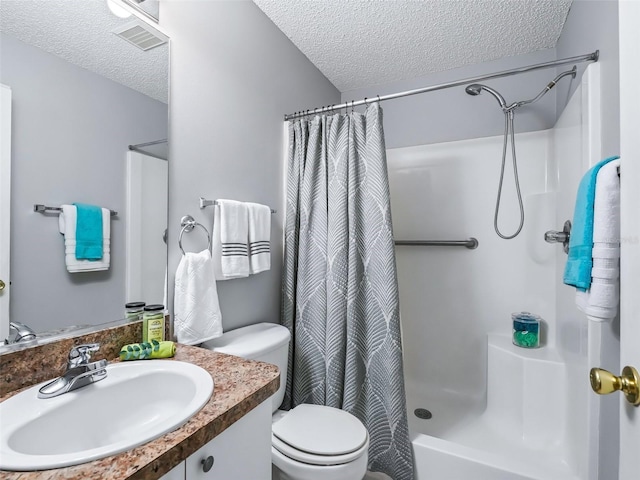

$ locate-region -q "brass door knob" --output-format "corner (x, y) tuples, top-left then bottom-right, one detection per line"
(590, 366), (640, 406)
(0, 279), (5, 291)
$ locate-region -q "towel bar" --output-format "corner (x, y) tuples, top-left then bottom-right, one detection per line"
(199, 197), (276, 214)
(34, 204), (118, 216)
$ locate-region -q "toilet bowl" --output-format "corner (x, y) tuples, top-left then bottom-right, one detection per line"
(271, 404), (369, 480)
(201, 323), (369, 480)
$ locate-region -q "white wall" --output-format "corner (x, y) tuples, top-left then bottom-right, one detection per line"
(618, 1), (640, 475)
(160, 1), (340, 332)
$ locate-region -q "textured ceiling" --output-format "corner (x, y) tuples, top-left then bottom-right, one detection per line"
(0, 0), (168, 103)
(253, 0), (572, 93)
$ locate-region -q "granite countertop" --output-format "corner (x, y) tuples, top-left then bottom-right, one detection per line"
(0, 344), (280, 480)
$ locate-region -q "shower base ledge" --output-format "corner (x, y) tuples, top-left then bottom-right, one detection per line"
(413, 431), (579, 480)
(409, 334), (577, 480)
(486, 333), (567, 450)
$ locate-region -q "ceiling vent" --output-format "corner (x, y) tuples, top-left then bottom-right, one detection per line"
(112, 21), (167, 51)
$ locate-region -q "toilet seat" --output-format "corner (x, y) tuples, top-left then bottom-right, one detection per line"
(272, 404), (369, 466)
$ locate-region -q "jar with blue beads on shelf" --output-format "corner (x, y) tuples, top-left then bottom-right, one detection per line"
(512, 312), (541, 348)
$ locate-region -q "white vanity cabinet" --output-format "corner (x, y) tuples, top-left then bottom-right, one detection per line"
(160, 399), (272, 480)
(160, 462), (186, 480)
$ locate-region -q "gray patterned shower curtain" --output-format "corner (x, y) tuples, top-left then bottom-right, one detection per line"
(281, 103), (414, 480)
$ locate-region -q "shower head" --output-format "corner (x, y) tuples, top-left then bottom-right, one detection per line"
(465, 84), (483, 96)
(465, 84), (508, 110)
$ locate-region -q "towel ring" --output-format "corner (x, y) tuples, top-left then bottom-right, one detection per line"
(178, 215), (212, 255)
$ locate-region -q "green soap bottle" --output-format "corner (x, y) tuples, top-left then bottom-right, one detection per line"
(143, 304), (165, 343)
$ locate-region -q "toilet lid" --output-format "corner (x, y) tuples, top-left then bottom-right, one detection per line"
(272, 404), (368, 457)
(272, 433), (368, 466)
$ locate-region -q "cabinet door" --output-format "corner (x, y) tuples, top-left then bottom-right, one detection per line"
(186, 400), (271, 479)
(160, 461), (185, 480)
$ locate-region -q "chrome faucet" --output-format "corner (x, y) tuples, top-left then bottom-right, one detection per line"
(5, 321), (37, 344)
(38, 343), (108, 399)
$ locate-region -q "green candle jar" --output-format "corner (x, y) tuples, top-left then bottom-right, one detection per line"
(125, 301), (145, 322)
(512, 312), (541, 348)
(143, 304), (165, 343)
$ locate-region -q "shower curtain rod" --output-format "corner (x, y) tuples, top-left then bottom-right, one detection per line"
(284, 50), (599, 121)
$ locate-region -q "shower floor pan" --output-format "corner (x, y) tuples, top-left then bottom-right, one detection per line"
(407, 335), (581, 480)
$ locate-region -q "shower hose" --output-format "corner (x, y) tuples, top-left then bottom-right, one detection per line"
(495, 109), (525, 239)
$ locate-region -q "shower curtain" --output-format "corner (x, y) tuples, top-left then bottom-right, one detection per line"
(281, 103), (414, 480)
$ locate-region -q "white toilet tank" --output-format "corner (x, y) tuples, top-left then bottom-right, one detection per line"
(201, 322), (290, 412)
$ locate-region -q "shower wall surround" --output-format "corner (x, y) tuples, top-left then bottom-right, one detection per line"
(388, 129), (556, 398)
(387, 65), (604, 480)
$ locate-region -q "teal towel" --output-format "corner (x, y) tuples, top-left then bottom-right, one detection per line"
(73, 203), (103, 260)
(563, 156), (619, 291)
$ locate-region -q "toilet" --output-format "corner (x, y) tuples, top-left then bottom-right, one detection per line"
(201, 323), (369, 480)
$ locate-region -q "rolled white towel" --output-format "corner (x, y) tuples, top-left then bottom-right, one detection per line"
(575, 159), (620, 321)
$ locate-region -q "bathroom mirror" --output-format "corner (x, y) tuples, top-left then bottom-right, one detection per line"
(121, 0), (161, 23)
(0, 0), (169, 343)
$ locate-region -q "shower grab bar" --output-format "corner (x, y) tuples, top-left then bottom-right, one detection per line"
(34, 204), (118, 217)
(199, 197), (276, 213)
(394, 238), (478, 249)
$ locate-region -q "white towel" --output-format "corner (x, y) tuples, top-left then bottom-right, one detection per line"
(211, 199), (250, 280)
(575, 159), (620, 322)
(174, 249), (222, 345)
(247, 202), (271, 275)
(58, 205), (111, 273)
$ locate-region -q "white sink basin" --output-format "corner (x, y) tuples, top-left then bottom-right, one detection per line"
(0, 360), (214, 471)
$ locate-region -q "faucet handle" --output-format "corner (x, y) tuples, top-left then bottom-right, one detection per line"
(68, 343), (101, 368)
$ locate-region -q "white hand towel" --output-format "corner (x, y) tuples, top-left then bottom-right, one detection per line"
(211, 199), (249, 280)
(174, 249), (223, 345)
(247, 202), (271, 274)
(575, 159), (620, 321)
(59, 205), (111, 273)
